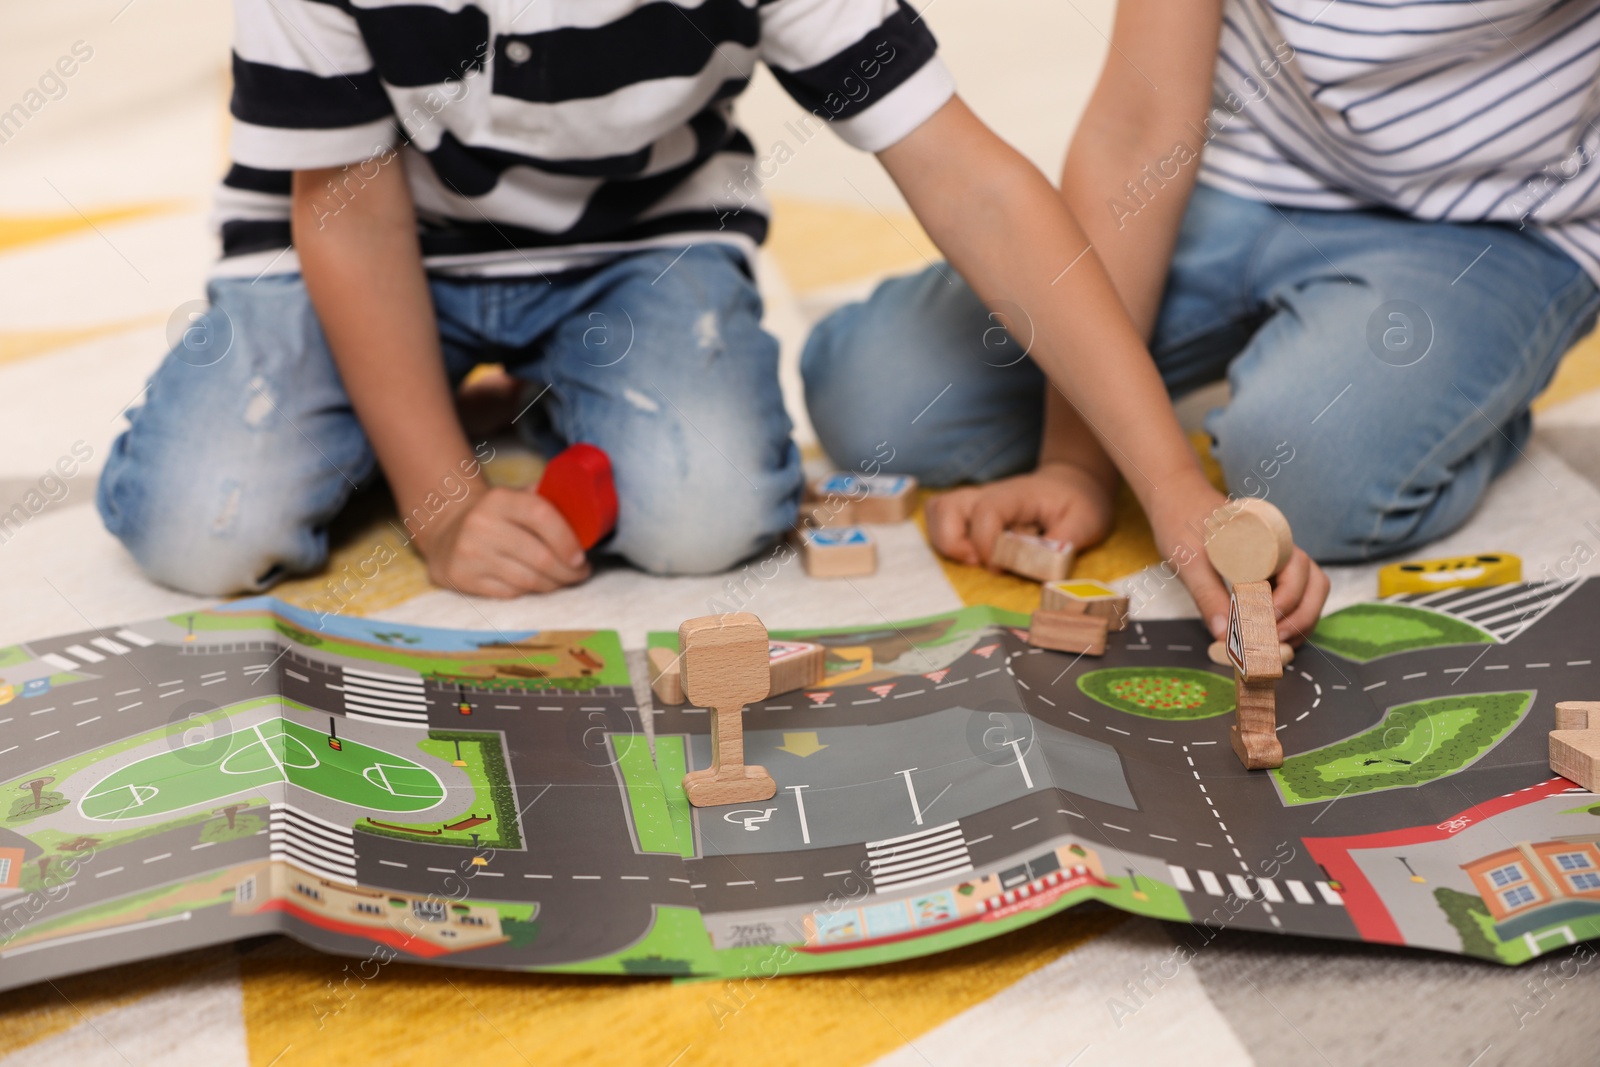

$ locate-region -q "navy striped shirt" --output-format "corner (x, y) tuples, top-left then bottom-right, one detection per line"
(1203, 0), (1600, 280)
(214, 0), (954, 279)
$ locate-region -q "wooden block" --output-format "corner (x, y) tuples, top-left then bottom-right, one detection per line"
(1377, 552), (1521, 598)
(1232, 675), (1282, 770)
(1040, 579), (1129, 631)
(800, 526), (877, 578)
(991, 530), (1074, 583)
(802, 497), (856, 527)
(1550, 730), (1600, 792)
(1206, 498), (1293, 584)
(1225, 580), (1283, 682)
(646, 646), (684, 706)
(1209, 640), (1292, 667)
(1027, 610), (1108, 655)
(807, 473), (918, 524)
(769, 639), (825, 697)
(1555, 701), (1600, 731)
(679, 613), (777, 807)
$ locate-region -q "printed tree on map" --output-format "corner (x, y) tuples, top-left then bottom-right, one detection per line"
(8, 777), (67, 821)
(1078, 668), (1236, 721)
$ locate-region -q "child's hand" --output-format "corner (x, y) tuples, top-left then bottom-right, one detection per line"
(417, 486), (592, 597)
(1145, 480), (1330, 645)
(925, 463), (1116, 568)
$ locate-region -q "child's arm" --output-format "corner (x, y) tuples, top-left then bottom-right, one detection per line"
(928, 0), (1217, 570)
(879, 94), (1326, 640)
(290, 158), (590, 597)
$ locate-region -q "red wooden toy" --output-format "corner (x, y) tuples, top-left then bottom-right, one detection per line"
(536, 443), (618, 550)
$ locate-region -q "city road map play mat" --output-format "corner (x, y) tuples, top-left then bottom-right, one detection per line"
(4, 579), (1599, 990)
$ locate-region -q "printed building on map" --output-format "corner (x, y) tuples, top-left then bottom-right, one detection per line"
(0, 846), (23, 890)
(1462, 838), (1600, 939)
(229, 860), (512, 955)
(803, 841), (1113, 951)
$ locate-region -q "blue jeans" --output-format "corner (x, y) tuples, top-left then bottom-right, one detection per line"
(802, 185), (1600, 562)
(99, 245), (802, 594)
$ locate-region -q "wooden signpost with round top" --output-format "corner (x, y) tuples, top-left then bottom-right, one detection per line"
(1206, 498), (1295, 770)
(680, 612), (778, 807)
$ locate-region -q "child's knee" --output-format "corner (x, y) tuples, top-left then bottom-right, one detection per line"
(98, 442), (309, 595)
(1210, 408), (1485, 564)
(611, 454), (801, 577)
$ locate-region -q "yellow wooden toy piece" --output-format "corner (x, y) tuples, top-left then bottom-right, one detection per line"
(1377, 552), (1521, 597)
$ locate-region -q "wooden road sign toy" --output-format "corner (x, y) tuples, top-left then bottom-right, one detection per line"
(992, 530), (1074, 583)
(1551, 701), (1600, 791)
(1226, 579), (1284, 769)
(806, 473), (918, 524)
(647, 646), (684, 706)
(536, 443), (618, 550)
(1027, 610), (1108, 655)
(768, 639), (825, 696)
(679, 613), (777, 807)
(1207, 497), (1296, 770)
(1551, 730), (1600, 792)
(1205, 498), (1292, 586)
(1377, 552), (1521, 598)
(1209, 639), (1293, 667)
(1555, 701), (1600, 731)
(800, 526), (877, 578)
(1040, 579), (1129, 631)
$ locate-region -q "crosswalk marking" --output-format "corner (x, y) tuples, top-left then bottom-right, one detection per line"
(64, 644), (104, 663)
(270, 804), (358, 885)
(114, 629), (155, 647)
(90, 637), (130, 656)
(1177, 867), (1339, 906)
(866, 820), (973, 893)
(1392, 581), (1577, 642)
(39, 653), (78, 672)
(336, 667), (429, 728)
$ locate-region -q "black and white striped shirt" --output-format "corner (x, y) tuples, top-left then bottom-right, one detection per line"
(215, 0), (954, 279)
(1203, 0), (1600, 280)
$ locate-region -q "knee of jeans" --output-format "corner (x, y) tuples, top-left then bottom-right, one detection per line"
(614, 461), (799, 577)
(1208, 405), (1368, 563)
(98, 447), (310, 596)
(619, 501), (785, 576)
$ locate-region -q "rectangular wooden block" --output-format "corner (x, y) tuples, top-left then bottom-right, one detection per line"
(1555, 701), (1600, 731)
(992, 530), (1074, 583)
(646, 645), (684, 706)
(769, 639), (825, 697)
(1027, 610), (1108, 655)
(802, 497), (856, 527)
(1040, 579), (1130, 631)
(1550, 730), (1600, 791)
(800, 526), (877, 578)
(807, 473), (918, 524)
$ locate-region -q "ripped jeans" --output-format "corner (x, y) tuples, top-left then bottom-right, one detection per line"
(97, 245), (803, 594)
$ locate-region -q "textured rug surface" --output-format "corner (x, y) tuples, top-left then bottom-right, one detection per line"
(8, 3), (1600, 1064)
